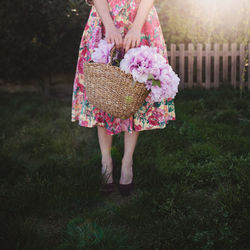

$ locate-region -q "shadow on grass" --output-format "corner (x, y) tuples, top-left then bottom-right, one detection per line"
(0, 85), (250, 249)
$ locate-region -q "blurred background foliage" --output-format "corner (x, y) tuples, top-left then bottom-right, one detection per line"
(0, 0), (91, 82)
(0, 0), (249, 82)
(157, 0), (250, 44)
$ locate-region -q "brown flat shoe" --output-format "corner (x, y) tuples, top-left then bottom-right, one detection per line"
(118, 180), (134, 197)
(100, 182), (116, 195)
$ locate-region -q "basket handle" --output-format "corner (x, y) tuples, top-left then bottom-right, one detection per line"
(108, 46), (118, 66)
(108, 45), (137, 87)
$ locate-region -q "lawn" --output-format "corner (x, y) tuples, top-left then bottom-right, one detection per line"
(0, 85), (250, 250)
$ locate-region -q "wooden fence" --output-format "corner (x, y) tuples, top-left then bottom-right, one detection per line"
(168, 43), (250, 90)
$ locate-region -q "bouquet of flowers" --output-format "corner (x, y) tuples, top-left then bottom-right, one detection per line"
(91, 39), (180, 103)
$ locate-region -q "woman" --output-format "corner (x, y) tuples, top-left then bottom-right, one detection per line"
(71, 0), (176, 196)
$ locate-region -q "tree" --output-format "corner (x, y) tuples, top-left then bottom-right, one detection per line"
(0, 0), (90, 96)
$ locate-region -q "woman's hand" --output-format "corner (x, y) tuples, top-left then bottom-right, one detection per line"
(93, 0), (123, 48)
(122, 0), (154, 53)
(105, 26), (123, 49)
(123, 26), (141, 53)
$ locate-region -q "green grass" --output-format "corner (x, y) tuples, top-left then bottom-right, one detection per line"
(0, 85), (250, 250)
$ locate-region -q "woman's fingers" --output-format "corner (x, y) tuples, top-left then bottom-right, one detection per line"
(106, 25), (141, 51)
(126, 26), (141, 51)
(119, 35), (123, 48)
(115, 34), (123, 48)
(124, 36), (139, 52)
(105, 26), (119, 45)
(105, 35), (109, 43)
(123, 32), (141, 52)
(106, 31), (123, 48)
(106, 35), (113, 44)
(135, 37), (140, 47)
(106, 27), (141, 52)
(131, 39), (136, 49)
(124, 37), (132, 53)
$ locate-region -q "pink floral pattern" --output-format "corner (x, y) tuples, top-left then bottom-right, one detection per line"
(71, 0), (176, 136)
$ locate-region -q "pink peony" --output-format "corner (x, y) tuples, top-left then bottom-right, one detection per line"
(120, 46), (161, 83)
(145, 80), (152, 90)
(158, 64), (180, 99)
(120, 45), (180, 102)
(91, 41), (180, 102)
(91, 39), (115, 64)
(150, 85), (163, 102)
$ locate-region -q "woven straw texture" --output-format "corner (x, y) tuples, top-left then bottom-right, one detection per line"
(84, 61), (150, 119)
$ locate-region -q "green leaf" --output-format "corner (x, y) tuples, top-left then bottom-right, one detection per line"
(124, 95), (133, 104)
(152, 79), (161, 87)
(148, 73), (154, 80)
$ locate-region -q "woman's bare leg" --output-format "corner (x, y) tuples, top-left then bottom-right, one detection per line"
(97, 126), (114, 183)
(120, 131), (140, 184)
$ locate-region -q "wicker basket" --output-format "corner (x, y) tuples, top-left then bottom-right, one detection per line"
(83, 46), (150, 120)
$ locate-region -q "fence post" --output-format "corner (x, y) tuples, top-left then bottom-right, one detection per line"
(231, 43), (237, 88)
(240, 43), (245, 90)
(179, 44), (185, 89)
(205, 44), (211, 89)
(166, 43), (249, 91)
(170, 44), (176, 72)
(223, 44), (229, 84)
(214, 43), (220, 88)
(248, 44), (250, 90)
(188, 43), (194, 88)
(197, 43), (203, 87)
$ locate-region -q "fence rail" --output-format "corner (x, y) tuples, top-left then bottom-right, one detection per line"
(168, 43), (250, 90)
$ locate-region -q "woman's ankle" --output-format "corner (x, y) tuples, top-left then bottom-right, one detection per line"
(120, 157), (133, 184)
(121, 156), (133, 168)
(119, 168), (133, 184)
(101, 156), (113, 183)
(102, 156), (113, 167)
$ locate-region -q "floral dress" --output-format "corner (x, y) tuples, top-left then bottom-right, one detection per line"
(71, 0), (176, 136)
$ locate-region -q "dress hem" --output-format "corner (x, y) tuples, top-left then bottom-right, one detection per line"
(71, 116), (176, 136)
